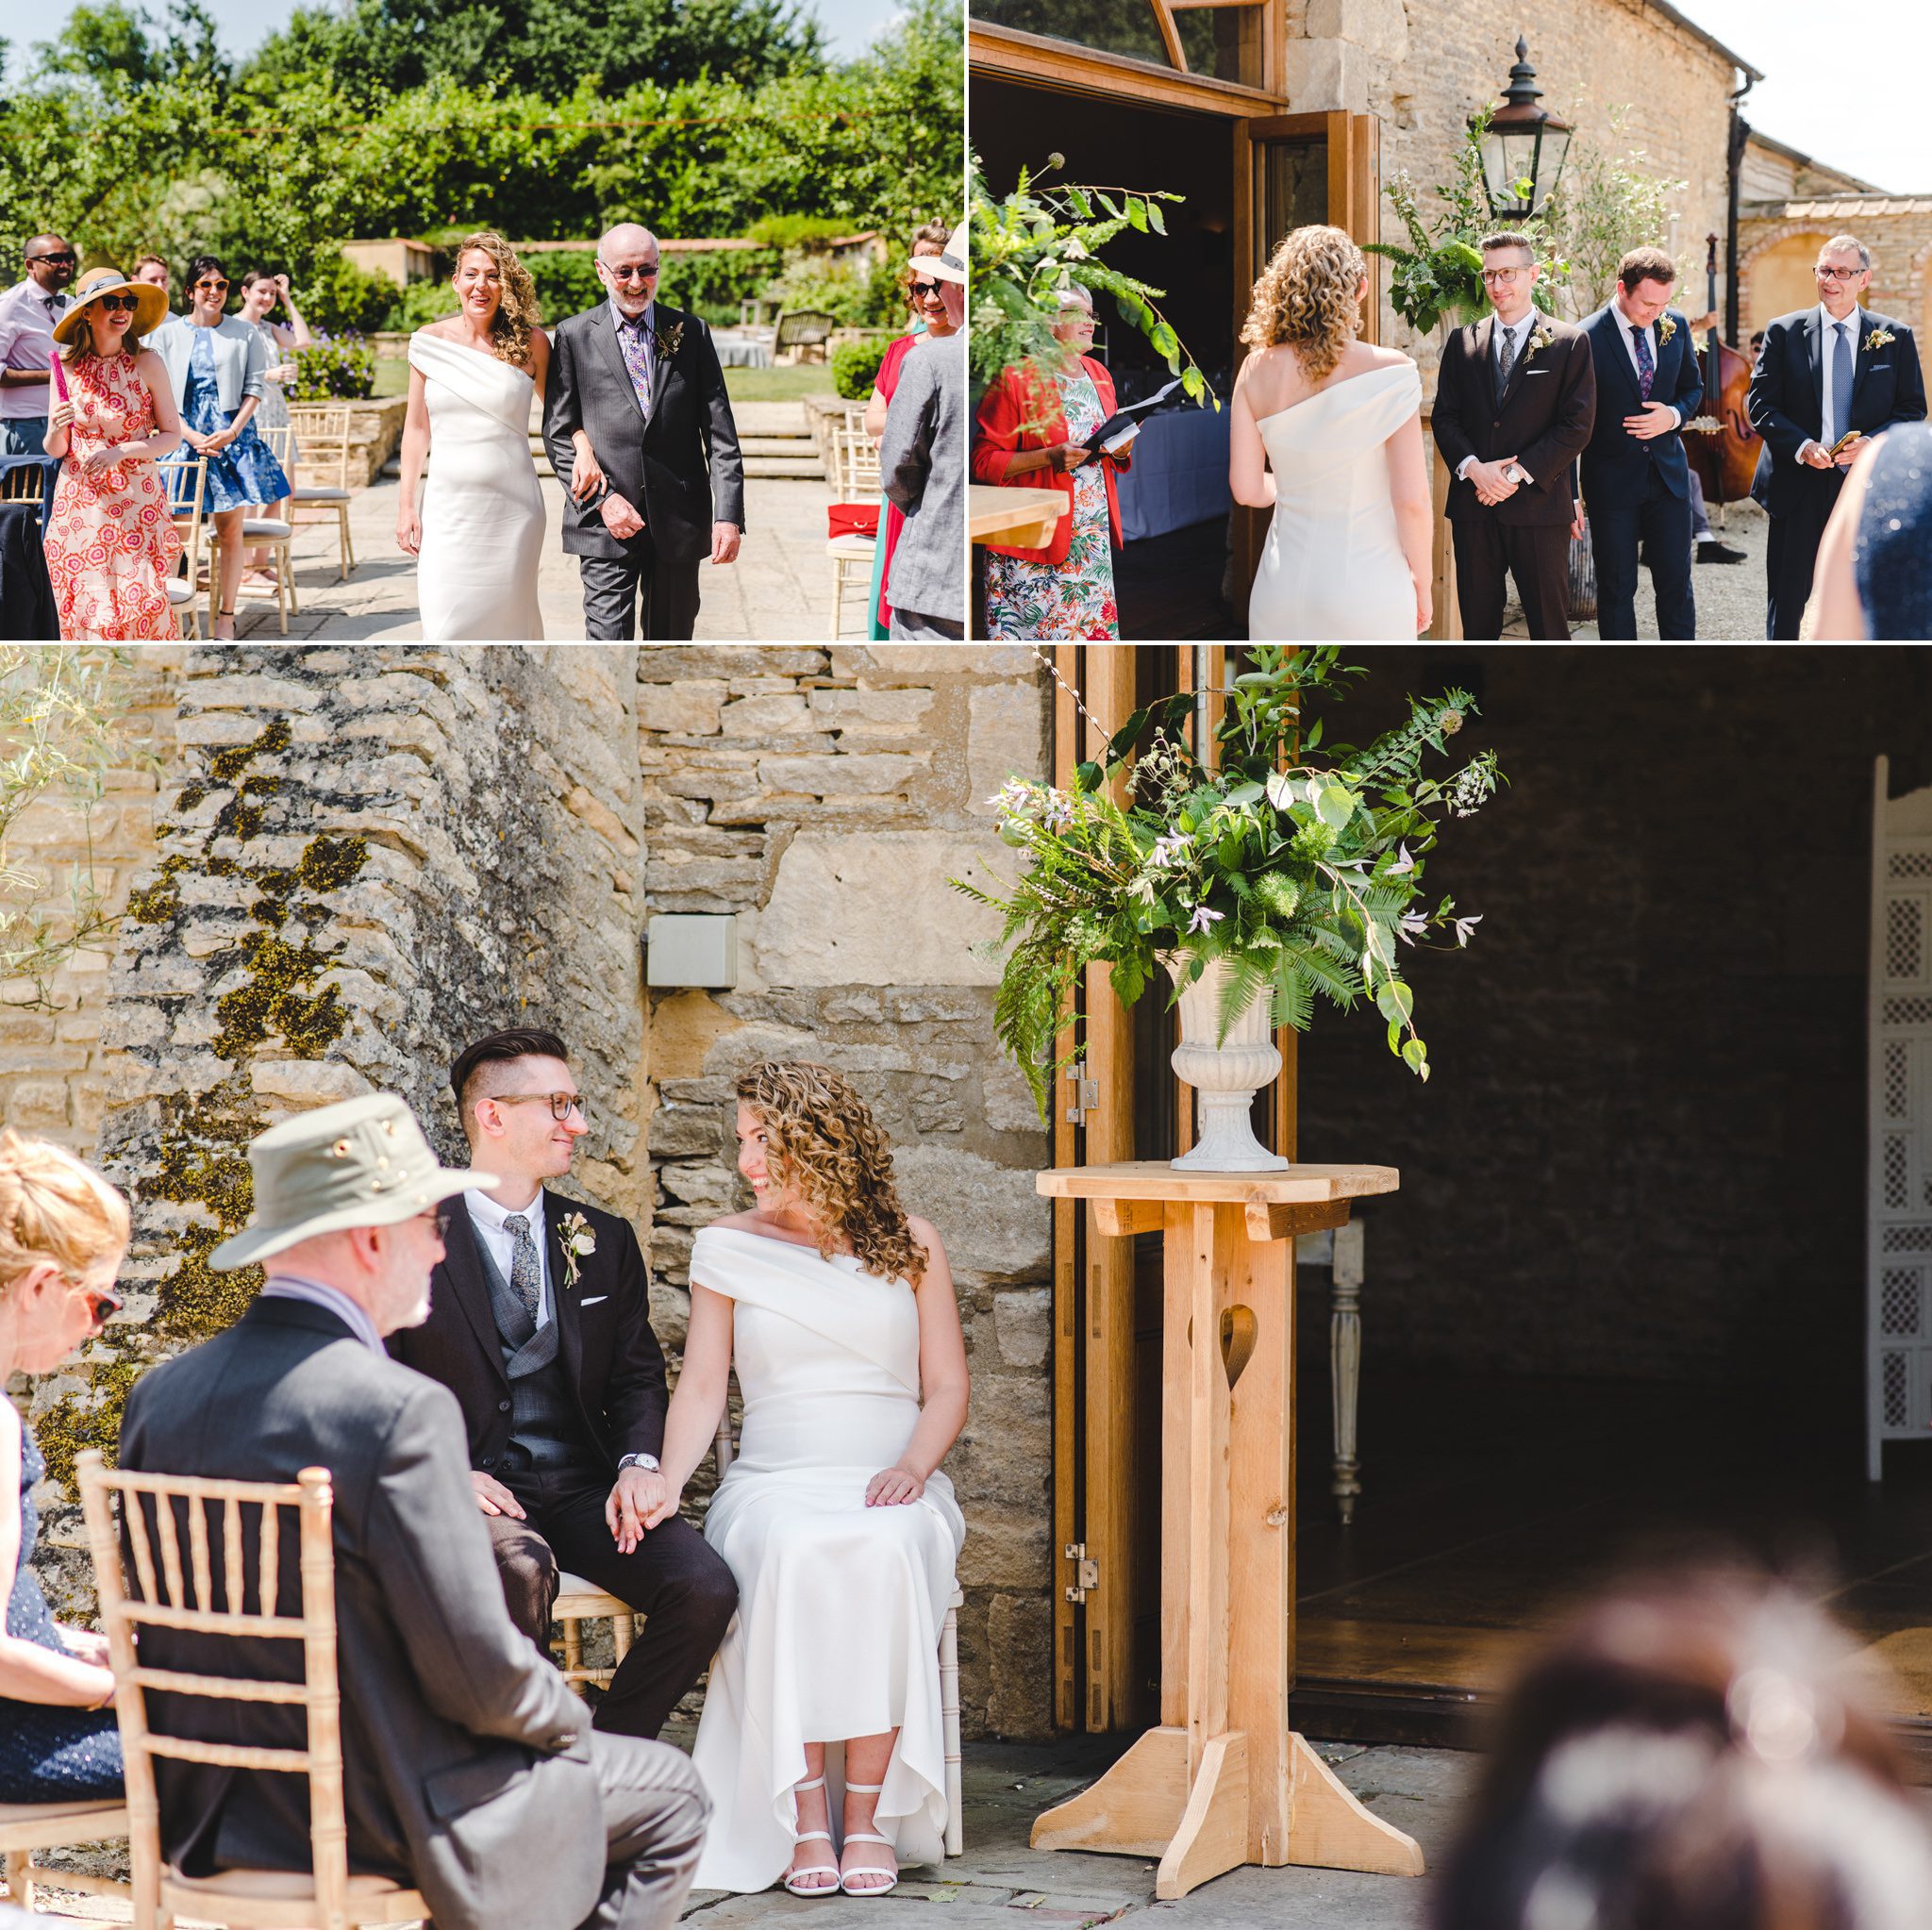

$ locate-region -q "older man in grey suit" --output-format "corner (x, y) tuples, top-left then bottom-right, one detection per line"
(542, 223), (745, 640)
(117, 1094), (709, 1930)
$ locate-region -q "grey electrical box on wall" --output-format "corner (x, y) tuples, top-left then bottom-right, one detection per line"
(644, 913), (739, 989)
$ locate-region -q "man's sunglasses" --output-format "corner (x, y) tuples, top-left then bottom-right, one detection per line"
(603, 263), (658, 283)
(29, 250), (77, 266)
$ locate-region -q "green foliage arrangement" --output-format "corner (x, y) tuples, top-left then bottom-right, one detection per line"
(954, 650), (1501, 1120)
(832, 336), (891, 399)
(1, 647), (143, 1010)
(970, 151), (1214, 408)
(285, 334), (377, 401)
(1364, 108), (1568, 337)
(1541, 103), (1689, 317)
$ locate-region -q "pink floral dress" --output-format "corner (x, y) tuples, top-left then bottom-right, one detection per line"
(43, 352), (181, 641)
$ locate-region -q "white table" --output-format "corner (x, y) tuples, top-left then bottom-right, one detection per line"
(1117, 408), (1231, 542)
(711, 335), (773, 369)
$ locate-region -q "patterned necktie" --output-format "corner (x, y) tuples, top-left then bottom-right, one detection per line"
(1631, 323), (1655, 403)
(502, 1214), (542, 1323)
(1831, 321), (1855, 449)
(617, 312), (654, 418)
(1497, 322), (1516, 389)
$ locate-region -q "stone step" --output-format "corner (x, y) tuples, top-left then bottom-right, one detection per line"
(744, 456), (826, 479)
(741, 434), (819, 457)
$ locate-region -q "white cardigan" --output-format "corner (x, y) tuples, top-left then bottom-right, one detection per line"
(146, 314), (268, 414)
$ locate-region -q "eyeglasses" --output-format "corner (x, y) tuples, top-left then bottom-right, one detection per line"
(72, 1277), (125, 1330)
(603, 263), (658, 283)
(1816, 265), (1864, 282)
(1481, 266), (1531, 284)
(194, 277), (229, 294)
(28, 250), (76, 266)
(491, 1091), (589, 1123)
(910, 280), (943, 299)
(96, 292), (140, 312)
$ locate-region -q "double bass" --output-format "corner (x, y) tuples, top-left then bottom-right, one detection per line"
(1683, 230), (1762, 506)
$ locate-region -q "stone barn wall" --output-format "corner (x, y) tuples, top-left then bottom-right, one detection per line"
(25, 645), (646, 1614)
(636, 644), (1058, 1739)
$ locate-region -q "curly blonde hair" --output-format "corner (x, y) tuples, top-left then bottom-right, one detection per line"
(736, 1062), (926, 1286)
(452, 231), (542, 370)
(1240, 224), (1366, 380)
(1, 1129), (129, 1292)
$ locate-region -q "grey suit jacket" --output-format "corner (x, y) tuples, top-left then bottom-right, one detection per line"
(118, 1297), (605, 1930)
(541, 301), (746, 562)
(878, 331), (965, 624)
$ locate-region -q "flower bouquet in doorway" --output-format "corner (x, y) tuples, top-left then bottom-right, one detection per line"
(954, 649), (1500, 1165)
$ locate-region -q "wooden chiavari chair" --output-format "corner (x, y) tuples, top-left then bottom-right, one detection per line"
(284, 404), (358, 580)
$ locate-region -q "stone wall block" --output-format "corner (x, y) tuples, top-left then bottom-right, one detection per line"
(808, 688), (937, 733)
(719, 693), (814, 735)
(756, 753), (926, 797)
(891, 1145), (1050, 1285)
(638, 680), (728, 736)
(966, 683), (1050, 817)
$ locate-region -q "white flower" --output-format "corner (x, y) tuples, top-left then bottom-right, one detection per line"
(987, 778), (1035, 813)
(1187, 905), (1224, 935)
(1041, 789), (1074, 833)
(1129, 876), (1158, 907)
(1395, 909), (1429, 946)
(1149, 832), (1192, 870)
(560, 1210), (596, 1289)
(1453, 914), (1483, 948)
(1387, 842), (1415, 875)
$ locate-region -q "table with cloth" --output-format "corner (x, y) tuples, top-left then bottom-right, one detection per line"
(1115, 406), (1230, 542)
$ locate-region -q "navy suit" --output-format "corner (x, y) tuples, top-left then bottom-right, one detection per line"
(1747, 307), (1927, 637)
(1579, 303), (1704, 639)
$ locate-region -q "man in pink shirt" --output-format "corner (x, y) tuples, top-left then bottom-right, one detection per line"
(0, 236), (78, 456)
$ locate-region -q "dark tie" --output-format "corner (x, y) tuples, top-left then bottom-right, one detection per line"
(1497, 324), (1516, 389)
(502, 1214), (542, 1323)
(1832, 321), (1854, 447)
(1630, 324), (1655, 403)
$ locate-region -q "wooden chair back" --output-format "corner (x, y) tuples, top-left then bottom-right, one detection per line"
(164, 457), (208, 551)
(76, 1450), (373, 1930)
(286, 406), (356, 490)
(258, 423), (294, 469)
(836, 423), (882, 498)
(0, 462), (47, 503)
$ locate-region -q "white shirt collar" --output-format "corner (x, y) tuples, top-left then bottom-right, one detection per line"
(465, 1185), (546, 1236)
(261, 1273), (386, 1355)
(1819, 302), (1860, 344)
(1611, 296), (1654, 341)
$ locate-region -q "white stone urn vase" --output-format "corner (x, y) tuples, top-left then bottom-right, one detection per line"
(1163, 952), (1288, 1173)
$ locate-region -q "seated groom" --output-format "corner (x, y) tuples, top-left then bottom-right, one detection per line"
(1578, 245), (1705, 640)
(1748, 233), (1927, 639)
(390, 1025), (737, 1739)
(1431, 229), (1597, 639)
(118, 1093), (710, 1930)
(543, 223), (746, 641)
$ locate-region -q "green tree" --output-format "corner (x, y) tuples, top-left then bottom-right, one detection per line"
(1541, 103), (1689, 318)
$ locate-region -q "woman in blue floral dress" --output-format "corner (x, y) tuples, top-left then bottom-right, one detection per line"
(149, 255), (290, 638)
(0, 1131), (130, 1802)
(974, 288), (1132, 641)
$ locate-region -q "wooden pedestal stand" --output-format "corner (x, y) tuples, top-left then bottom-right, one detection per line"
(1031, 1161), (1423, 1900)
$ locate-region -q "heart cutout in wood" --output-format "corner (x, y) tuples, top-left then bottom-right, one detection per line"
(1220, 1304), (1257, 1389)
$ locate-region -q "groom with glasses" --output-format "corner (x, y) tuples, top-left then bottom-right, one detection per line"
(390, 1024), (737, 1739)
(543, 223), (746, 639)
(0, 234), (78, 455)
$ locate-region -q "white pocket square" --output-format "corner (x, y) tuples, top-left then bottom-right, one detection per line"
(579, 1295), (608, 1307)
(1524, 369), (1550, 376)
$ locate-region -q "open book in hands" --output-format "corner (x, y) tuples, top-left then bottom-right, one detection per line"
(1080, 376), (1188, 457)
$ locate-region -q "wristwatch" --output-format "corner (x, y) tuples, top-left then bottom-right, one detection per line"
(617, 1453), (660, 1473)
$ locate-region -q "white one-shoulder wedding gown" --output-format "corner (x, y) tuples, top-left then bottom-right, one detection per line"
(688, 1225), (965, 1893)
(408, 330), (545, 640)
(1247, 358), (1423, 641)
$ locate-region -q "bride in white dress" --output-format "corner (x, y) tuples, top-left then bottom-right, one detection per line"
(638, 1060), (968, 1897)
(395, 231), (548, 639)
(1231, 224), (1434, 641)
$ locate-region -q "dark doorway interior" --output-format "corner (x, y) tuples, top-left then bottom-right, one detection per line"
(971, 78), (1237, 639)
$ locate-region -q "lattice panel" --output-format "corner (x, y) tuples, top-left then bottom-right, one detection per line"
(1891, 851), (1932, 878)
(1887, 896), (1924, 982)
(1885, 1133), (1910, 1208)
(1885, 997), (1932, 1026)
(1883, 1351), (1909, 1427)
(1882, 1224), (1932, 1252)
(1887, 1040), (1911, 1119)
(1881, 1268), (1922, 1336)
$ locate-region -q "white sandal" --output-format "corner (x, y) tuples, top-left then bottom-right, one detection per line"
(783, 1775), (841, 1897)
(839, 1782), (898, 1897)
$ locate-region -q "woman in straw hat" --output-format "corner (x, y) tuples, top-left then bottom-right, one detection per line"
(0, 1130), (129, 1801)
(42, 265), (182, 640)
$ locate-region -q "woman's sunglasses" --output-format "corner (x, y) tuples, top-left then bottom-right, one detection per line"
(75, 1278), (125, 1328)
(94, 292), (140, 313)
(910, 280), (943, 299)
(194, 277), (230, 295)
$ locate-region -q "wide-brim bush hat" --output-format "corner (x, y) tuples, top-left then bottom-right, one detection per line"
(53, 268), (171, 345)
(923, 215), (967, 287)
(209, 1092), (496, 1271)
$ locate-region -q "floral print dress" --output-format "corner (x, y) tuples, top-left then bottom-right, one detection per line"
(985, 367), (1120, 641)
(43, 350), (182, 641)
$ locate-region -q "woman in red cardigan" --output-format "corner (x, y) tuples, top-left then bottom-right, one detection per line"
(974, 288), (1132, 640)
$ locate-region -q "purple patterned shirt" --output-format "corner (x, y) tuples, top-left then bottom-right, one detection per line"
(610, 297), (655, 417)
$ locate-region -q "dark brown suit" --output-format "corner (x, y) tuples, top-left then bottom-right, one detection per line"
(1431, 311), (1597, 638)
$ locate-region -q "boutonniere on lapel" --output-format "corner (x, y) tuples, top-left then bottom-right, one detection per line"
(1866, 326), (1896, 351)
(655, 319), (684, 362)
(1526, 323), (1555, 360)
(1655, 315), (1677, 348)
(559, 1211), (596, 1290)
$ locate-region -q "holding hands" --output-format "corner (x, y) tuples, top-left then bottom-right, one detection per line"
(569, 432), (606, 504)
(618, 1464), (678, 1544)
